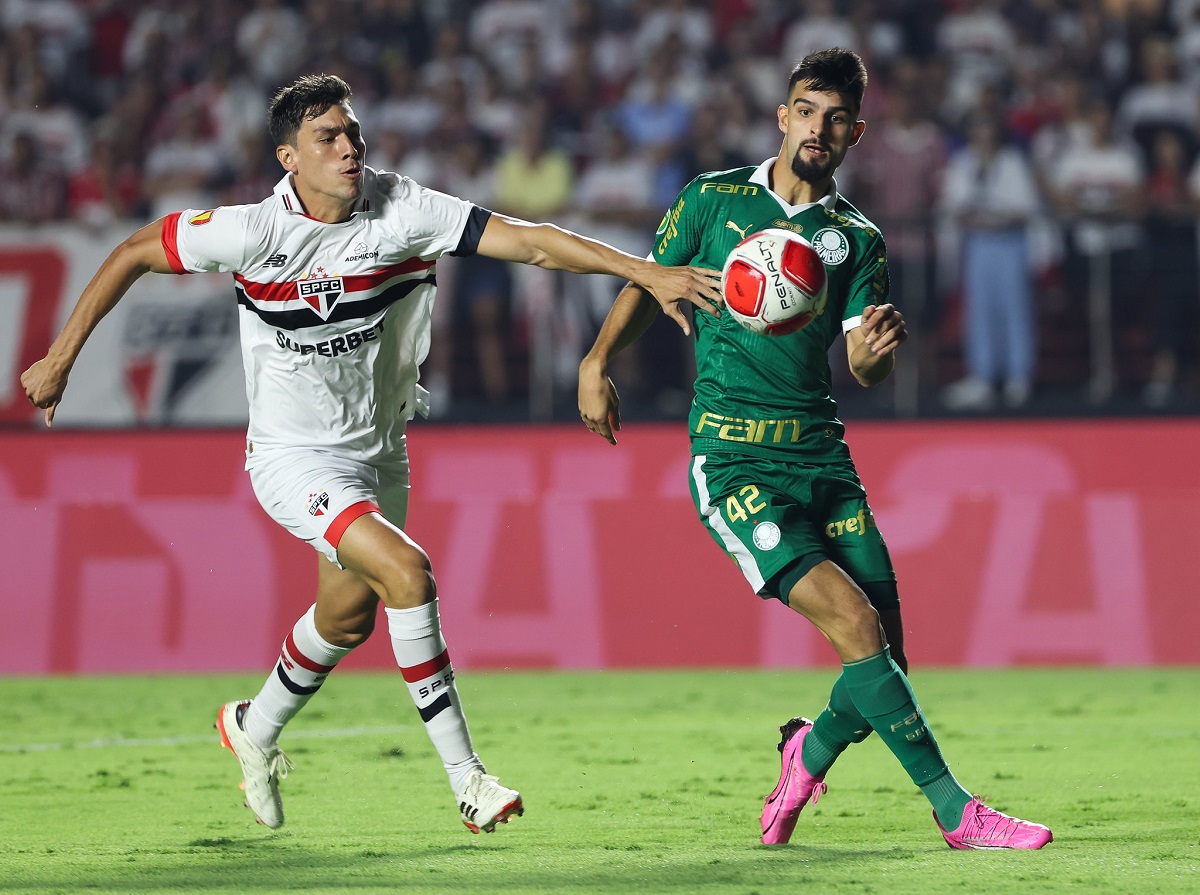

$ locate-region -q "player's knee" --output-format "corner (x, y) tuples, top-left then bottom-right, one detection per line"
(377, 544), (437, 608)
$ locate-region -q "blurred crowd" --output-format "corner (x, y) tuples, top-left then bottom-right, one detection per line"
(3, 0), (1200, 419)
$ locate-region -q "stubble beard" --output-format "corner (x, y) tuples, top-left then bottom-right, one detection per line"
(790, 149), (833, 184)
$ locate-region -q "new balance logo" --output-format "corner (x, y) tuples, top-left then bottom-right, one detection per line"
(263, 253), (288, 268)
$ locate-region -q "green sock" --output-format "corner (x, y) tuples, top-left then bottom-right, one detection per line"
(802, 673), (873, 776)
(841, 647), (972, 829)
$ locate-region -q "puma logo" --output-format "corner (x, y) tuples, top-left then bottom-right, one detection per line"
(725, 221), (751, 239)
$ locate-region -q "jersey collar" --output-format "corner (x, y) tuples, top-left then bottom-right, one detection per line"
(273, 167), (378, 219)
(751, 158), (839, 215)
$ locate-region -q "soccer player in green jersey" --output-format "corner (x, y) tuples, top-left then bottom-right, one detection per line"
(578, 48), (1053, 850)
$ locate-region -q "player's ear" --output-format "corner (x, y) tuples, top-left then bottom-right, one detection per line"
(777, 104), (788, 134)
(276, 144), (298, 173)
(850, 119), (866, 146)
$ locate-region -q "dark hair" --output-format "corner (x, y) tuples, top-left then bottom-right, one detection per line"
(268, 73), (353, 147)
(788, 48), (868, 114)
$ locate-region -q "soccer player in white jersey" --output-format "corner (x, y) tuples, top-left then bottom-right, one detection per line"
(22, 73), (722, 833)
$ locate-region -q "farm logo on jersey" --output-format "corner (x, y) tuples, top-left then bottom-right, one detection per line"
(811, 227), (849, 265)
(344, 242), (378, 263)
(297, 271), (344, 319)
(307, 491), (330, 517)
(188, 210), (215, 226)
(752, 521), (781, 550)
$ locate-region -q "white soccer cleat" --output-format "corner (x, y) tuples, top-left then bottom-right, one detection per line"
(215, 700), (294, 829)
(456, 768), (524, 834)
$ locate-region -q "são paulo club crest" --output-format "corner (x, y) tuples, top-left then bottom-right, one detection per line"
(297, 276), (345, 319)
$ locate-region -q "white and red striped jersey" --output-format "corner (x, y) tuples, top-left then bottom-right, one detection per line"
(161, 168), (488, 463)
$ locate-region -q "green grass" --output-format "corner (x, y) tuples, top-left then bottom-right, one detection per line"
(0, 668), (1196, 894)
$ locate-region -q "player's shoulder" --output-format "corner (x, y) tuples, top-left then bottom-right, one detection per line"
(824, 194), (884, 243)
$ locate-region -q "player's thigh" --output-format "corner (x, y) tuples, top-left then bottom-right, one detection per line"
(247, 446), (411, 567)
(689, 452), (825, 598)
(815, 471), (898, 611)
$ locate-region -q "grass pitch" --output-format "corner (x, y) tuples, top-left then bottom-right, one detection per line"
(0, 667), (1196, 895)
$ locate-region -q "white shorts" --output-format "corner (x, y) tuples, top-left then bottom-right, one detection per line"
(247, 446), (411, 566)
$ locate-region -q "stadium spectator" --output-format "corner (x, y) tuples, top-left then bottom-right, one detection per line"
(938, 114), (1043, 411)
(2, 64), (89, 174)
(425, 129), (515, 415)
(778, 0), (857, 65)
(67, 120), (141, 227)
(6, 0), (1200, 417)
(0, 130), (68, 224)
(852, 57), (947, 399)
(935, 0), (1017, 125)
(579, 47), (1053, 851)
(1141, 127), (1200, 408)
(22, 71), (721, 835)
(1118, 34), (1199, 157)
(234, 0), (306, 89)
(139, 96), (230, 220)
(1047, 95), (1146, 395)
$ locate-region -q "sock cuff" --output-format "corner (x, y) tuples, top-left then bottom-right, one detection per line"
(296, 604), (354, 666)
(385, 599), (441, 640)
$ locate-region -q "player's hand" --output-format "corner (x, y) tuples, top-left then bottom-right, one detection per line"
(859, 303), (907, 357)
(21, 356), (70, 427)
(578, 356), (621, 445)
(637, 264), (723, 336)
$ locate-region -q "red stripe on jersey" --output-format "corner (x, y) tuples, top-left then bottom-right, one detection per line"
(161, 212), (187, 274)
(234, 258), (435, 304)
(283, 631), (336, 673)
(324, 499), (379, 548)
(400, 648), (451, 683)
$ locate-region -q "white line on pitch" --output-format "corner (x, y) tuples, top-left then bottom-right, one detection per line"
(0, 725), (413, 753)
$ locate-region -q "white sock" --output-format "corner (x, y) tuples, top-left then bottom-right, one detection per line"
(386, 599), (481, 792)
(243, 604), (353, 749)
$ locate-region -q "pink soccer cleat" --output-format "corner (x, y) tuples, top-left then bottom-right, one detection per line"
(760, 717), (828, 845)
(935, 796), (1053, 849)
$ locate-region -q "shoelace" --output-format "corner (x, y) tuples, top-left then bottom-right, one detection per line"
(961, 796), (1020, 840)
(265, 748), (295, 782)
(810, 780), (828, 806)
(463, 771), (501, 801)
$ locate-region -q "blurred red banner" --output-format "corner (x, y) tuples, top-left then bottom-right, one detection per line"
(2, 419), (1197, 673)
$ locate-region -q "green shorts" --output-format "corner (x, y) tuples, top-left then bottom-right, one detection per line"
(688, 451), (898, 608)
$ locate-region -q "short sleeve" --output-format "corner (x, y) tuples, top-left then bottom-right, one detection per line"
(651, 178), (704, 267)
(383, 176), (476, 261)
(166, 206), (253, 274)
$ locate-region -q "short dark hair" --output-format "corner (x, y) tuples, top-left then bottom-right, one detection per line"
(788, 48), (868, 114)
(268, 73), (353, 147)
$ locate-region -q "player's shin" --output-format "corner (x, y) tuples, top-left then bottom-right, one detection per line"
(242, 603), (353, 749)
(841, 647), (973, 829)
(385, 599), (482, 792)
(803, 673), (873, 776)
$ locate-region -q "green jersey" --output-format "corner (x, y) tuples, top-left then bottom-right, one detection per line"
(652, 160), (889, 464)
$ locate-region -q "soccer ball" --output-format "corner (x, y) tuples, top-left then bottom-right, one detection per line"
(721, 229), (828, 336)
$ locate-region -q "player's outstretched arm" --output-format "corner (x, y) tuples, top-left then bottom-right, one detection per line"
(846, 302), (907, 387)
(21, 218), (175, 427)
(476, 213), (722, 335)
(578, 282), (660, 445)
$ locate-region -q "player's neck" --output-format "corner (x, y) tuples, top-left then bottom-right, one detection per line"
(292, 177), (357, 224)
(769, 158), (833, 207)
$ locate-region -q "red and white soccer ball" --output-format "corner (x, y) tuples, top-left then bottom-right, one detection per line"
(721, 229), (828, 336)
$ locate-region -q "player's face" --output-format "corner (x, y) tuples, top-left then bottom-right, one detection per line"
(277, 102), (368, 222)
(777, 83), (865, 185)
